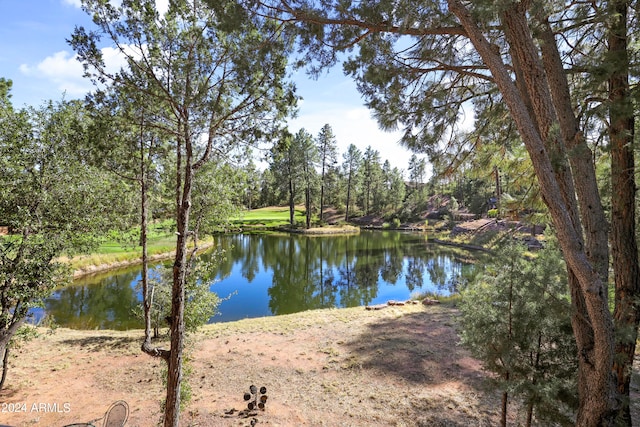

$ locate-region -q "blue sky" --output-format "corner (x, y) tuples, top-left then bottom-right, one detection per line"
(0, 0), (422, 173)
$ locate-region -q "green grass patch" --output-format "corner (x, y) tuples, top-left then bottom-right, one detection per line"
(65, 234), (213, 272)
(231, 206), (306, 228)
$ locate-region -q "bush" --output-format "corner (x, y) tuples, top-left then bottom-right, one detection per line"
(488, 208), (499, 218)
(460, 238), (577, 426)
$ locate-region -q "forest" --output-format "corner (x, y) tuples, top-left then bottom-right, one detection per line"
(1, 1), (639, 426)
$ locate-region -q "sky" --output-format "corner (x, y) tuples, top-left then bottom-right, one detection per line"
(0, 0), (422, 174)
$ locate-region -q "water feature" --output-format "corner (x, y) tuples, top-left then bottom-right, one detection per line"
(44, 231), (478, 330)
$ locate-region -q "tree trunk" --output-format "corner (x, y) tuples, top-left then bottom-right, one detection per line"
(140, 156), (153, 353)
(500, 386), (508, 427)
(0, 316), (25, 391)
(345, 170), (352, 222)
(163, 127), (192, 427)
(305, 186), (311, 229)
(320, 164), (325, 222)
(288, 176), (295, 226)
(494, 166), (501, 213)
(0, 345), (9, 390)
(165, 224), (187, 427)
(138, 129), (168, 360)
(447, 1), (618, 425)
(608, 2), (640, 424)
(140, 175), (153, 352)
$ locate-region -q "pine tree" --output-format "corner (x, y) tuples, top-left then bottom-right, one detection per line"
(460, 239), (577, 426)
(316, 124), (338, 222)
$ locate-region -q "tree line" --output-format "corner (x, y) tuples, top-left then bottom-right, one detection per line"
(252, 123), (433, 226)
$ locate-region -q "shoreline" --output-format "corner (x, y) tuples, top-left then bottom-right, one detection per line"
(71, 240), (215, 279)
(70, 226), (361, 278)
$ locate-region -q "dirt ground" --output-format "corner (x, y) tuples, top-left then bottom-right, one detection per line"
(2, 303), (638, 427)
(1, 304), (508, 427)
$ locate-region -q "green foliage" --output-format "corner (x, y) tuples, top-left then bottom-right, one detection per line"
(460, 239), (577, 425)
(359, 146), (384, 215)
(192, 162), (244, 234)
(488, 208), (499, 218)
(342, 144), (362, 220)
(0, 96), (128, 387)
(10, 325), (39, 348)
(316, 123), (339, 219)
(268, 128), (320, 226)
(136, 254), (222, 336)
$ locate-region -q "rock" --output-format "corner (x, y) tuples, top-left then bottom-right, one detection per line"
(422, 298), (440, 305)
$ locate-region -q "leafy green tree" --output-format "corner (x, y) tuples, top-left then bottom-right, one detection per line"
(342, 143), (362, 221)
(408, 154), (427, 209)
(269, 129), (318, 227)
(270, 132), (301, 225)
(316, 123), (338, 221)
(460, 240), (577, 426)
(360, 146), (383, 215)
(296, 129), (320, 228)
(381, 160), (406, 214)
(257, 168), (279, 207)
(0, 94), (127, 389)
(242, 157), (261, 210)
(70, 1), (295, 424)
(137, 257), (221, 338)
(324, 165), (343, 211)
(191, 161), (244, 234)
(84, 86), (166, 367)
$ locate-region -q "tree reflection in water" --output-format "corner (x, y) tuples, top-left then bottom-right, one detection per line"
(45, 231), (477, 329)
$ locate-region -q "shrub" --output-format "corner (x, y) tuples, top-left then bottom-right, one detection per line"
(460, 238), (577, 426)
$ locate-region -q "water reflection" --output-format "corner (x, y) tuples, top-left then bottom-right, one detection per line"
(45, 231), (477, 330)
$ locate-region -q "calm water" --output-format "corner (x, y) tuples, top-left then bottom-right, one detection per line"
(43, 231), (477, 330)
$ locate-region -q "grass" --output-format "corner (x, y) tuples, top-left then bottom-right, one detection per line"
(230, 206), (307, 228)
(64, 234), (213, 272)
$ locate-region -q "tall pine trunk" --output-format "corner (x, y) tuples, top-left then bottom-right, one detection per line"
(320, 164), (325, 222)
(164, 129), (193, 427)
(608, 1), (640, 424)
(288, 175), (295, 226)
(345, 170), (352, 222)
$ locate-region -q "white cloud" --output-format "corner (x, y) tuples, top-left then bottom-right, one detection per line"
(62, 0), (82, 8)
(19, 51), (90, 97)
(62, 0), (168, 15)
(19, 45), (132, 98)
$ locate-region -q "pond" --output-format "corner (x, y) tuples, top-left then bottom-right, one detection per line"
(43, 231), (478, 330)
